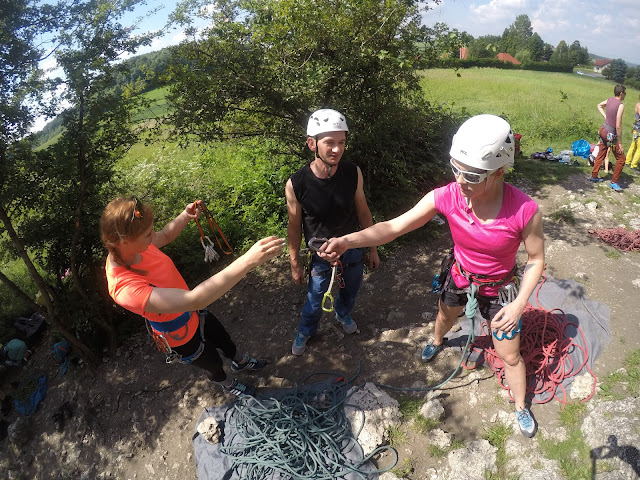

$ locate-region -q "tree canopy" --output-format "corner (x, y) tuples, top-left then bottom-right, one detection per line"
(164, 0), (457, 204)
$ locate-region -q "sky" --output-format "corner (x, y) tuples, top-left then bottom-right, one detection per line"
(422, 0), (640, 65)
(31, 0), (639, 131)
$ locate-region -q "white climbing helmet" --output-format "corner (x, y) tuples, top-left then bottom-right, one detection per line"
(449, 114), (515, 171)
(307, 109), (349, 137)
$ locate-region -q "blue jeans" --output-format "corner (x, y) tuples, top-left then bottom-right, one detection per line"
(298, 248), (364, 337)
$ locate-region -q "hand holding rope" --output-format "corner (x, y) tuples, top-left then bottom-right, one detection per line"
(193, 200), (233, 262)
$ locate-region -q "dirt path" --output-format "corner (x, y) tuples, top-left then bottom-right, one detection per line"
(2, 167), (640, 479)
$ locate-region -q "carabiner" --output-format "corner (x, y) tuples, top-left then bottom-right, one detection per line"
(321, 291), (335, 312)
(321, 264), (337, 312)
(308, 237), (329, 253)
(493, 317), (522, 341)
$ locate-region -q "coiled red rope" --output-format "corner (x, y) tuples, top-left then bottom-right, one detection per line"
(463, 274), (597, 404)
(589, 227), (640, 252)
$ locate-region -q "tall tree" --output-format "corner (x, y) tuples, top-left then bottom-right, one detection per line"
(0, 0), (159, 368)
(568, 40), (589, 66)
(501, 14), (533, 56)
(468, 35), (501, 59)
(165, 0), (457, 202)
(550, 40), (569, 64)
(542, 43), (554, 62)
(605, 59), (628, 83)
(528, 33), (545, 61)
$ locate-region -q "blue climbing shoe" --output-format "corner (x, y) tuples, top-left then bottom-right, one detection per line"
(335, 313), (358, 334)
(421, 342), (443, 362)
(589, 177), (603, 183)
(516, 408), (537, 438)
(610, 182), (623, 192)
(231, 354), (267, 372)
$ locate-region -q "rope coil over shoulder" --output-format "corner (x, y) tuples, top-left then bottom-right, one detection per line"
(194, 201), (233, 262)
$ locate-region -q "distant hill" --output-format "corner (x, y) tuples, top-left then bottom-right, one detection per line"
(32, 48), (174, 147)
(589, 53), (637, 68)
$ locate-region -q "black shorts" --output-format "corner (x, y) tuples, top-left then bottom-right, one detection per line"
(440, 287), (502, 323)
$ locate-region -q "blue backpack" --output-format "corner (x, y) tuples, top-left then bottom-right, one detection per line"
(572, 140), (591, 159)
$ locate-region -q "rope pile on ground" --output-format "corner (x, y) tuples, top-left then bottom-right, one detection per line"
(219, 379), (397, 479)
(463, 281), (597, 405)
(589, 227), (640, 252)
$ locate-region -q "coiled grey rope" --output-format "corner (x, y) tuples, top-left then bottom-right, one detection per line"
(220, 369), (398, 479)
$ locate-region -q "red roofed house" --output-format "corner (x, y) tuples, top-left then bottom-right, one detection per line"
(593, 59), (610, 73)
(496, 53), (521, 65)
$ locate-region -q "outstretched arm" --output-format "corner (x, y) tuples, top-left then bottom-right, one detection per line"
(153, 201), (201, 249)
(320, 190), (438, 261)
(145, 236), (285, 314)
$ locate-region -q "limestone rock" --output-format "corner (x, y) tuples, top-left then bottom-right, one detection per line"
(345, 383), (402, 456)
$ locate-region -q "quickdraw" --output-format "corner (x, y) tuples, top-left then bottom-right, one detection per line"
(493, 279), (522, 341)
(193, 201), (233, 262)
(307, 237), (345, 312)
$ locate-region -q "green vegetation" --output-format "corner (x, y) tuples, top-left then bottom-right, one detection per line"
(539, 429), (592, 479)
(559, 402), (587, 428)
(391, 458), (414, 478)
(386, 425), (406, 447)
(605, 250), (622, 260)
(420, 68), (640, 153)
(549, 207), (577, 225)
(483, 424), (512, 471)
(599, 349), (640, 400)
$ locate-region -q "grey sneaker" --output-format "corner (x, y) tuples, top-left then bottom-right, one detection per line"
(516, 408), (537, 438)
(291, 331), (310, 355)
(335, 312), (357, 334)
(222, 379), (255, 397)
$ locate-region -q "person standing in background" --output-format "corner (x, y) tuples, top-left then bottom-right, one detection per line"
(589, 84), (627, 191)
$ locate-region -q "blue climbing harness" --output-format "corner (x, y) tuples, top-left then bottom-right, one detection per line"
(146, 311), (206, 364)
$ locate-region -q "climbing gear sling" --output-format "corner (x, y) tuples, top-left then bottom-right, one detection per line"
(193, 201), (232, 262)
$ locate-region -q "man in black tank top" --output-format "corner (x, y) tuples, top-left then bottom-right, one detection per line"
(285, 109), (379, 355)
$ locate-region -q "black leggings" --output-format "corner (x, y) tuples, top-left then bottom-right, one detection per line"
(172, 310), (237, 382)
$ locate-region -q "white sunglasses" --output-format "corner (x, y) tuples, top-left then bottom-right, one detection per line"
(450, 159), (494, 184)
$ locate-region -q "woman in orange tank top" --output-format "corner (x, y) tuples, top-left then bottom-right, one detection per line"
(101, 197), (285, 398)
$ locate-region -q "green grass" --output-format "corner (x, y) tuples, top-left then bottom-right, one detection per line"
(559, 403), (587, 428)
(539, 429), (592, 479)
(549, 207), (576, 225)
(483, 424), (512, 472)
(605, 250), (622, 260)
(420, 68), (640, 154)
(391, 458), (414, 478)
(386, 425), (406, 446)
(599, 349), (640, 399)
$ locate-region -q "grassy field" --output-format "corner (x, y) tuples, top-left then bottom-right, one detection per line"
(419, 68), (640, 154)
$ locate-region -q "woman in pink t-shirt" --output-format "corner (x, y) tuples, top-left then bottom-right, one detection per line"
(101, 197), (284, 398)
(320, 115), (544, 438)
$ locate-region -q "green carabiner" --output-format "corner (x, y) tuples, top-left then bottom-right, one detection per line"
(321, 264), (337, 312)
